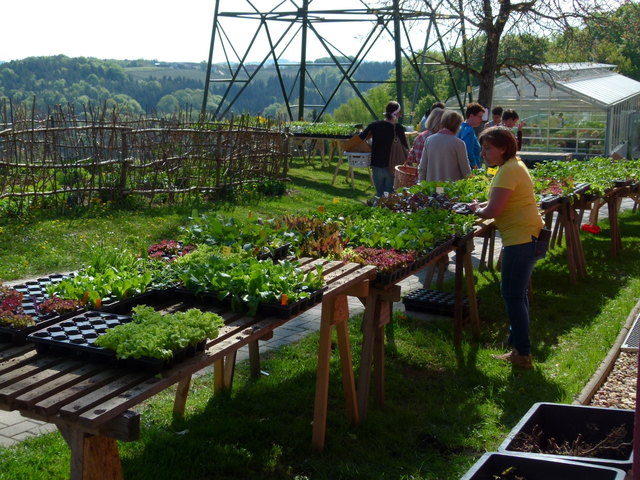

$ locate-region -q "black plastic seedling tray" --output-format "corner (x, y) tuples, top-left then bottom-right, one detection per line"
(0, 273), (78, 344)
(27, 311), (133, 356)
(26, 310), (204, 373)
(403, 288), (477, 317)
(498, 402), (634, 470)
(452, 202), (474, 215)
(176, 287), (325, 319)
(539, 194), (562, 209)
(573, 182), (591, 195)
(461, 452), (627, 480)
(256, 243), (291, 261)
(99, 288), (178, 315)
(256, 288), (326, 319)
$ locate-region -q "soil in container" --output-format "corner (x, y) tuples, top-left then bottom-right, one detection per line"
(510, 423), (632, 461)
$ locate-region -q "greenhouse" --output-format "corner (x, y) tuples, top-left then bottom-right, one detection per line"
(486, 63), (640, 158)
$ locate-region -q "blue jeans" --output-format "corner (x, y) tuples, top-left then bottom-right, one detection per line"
(372, 166), (394, 197)
(500, 237), (548, 356)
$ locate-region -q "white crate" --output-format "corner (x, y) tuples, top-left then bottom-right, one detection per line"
(346, 152), (371, 168)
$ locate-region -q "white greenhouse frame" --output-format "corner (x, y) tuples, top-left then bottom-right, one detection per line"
(486, 63), (640, 158)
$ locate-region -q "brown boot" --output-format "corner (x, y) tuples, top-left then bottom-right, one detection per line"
(491, 350), (533, 369)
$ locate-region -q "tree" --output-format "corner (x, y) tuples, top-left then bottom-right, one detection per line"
(404, 0), (622, 108)
(262, 102), (288, 119)
(330, 84), (393, 124)
(157, 94), (180, 113)
(110, 94), (144, 115)
(547, 2), (640, 80)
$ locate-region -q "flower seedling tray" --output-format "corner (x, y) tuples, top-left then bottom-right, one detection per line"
(372, 261), (419, 288)
(147, 240), (195, 262)
(403, 288), (477, 317)
(461, 452), (627, 480)
(498, 402), (634, 470)
(371, 238), (457, 288)
(0, 273), (79, 345)
(26, 311), (205, 373)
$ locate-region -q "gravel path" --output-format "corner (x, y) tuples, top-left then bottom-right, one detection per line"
(589, 351), (637, 410)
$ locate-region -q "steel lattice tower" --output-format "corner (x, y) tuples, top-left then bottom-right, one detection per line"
(201, 0), (471, 123)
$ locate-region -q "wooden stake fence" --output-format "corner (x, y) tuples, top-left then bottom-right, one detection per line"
(0, 102), (288, 211)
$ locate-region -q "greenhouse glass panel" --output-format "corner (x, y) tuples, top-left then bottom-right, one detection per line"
(479, 64), (640, 157)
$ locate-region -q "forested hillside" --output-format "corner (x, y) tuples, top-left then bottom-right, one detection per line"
(2, 0), (637, 122)
(0, 55), (393, 117)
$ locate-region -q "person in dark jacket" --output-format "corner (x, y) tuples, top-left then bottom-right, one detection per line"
(359, 101), (408, 196)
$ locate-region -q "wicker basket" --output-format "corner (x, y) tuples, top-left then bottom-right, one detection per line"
(394, 164), (418, 189)
(346, 152), (371, 168)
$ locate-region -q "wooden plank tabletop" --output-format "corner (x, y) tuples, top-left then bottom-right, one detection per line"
(0, 261), (378, 432)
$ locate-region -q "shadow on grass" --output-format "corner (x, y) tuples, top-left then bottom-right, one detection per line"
(469, 211), (640, 363)
(120, 308), (564, 480)
(291, 173), (373, 201)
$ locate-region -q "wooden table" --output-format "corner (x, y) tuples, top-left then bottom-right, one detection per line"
(0, 259), (377, 478)
(518, 151), (573, 169)
(289, 135), (348, 167)
(477, 199), (588, 284)
(331, 153), (375, 190)
(575, 185), (635, 257)
(544, 200), (587, 283)
(353, 235), (481, 426)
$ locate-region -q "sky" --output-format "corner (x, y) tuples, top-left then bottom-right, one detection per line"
(1, 0), (403, 64)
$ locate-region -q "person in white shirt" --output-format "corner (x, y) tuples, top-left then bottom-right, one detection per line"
(484, 106), (503, 129)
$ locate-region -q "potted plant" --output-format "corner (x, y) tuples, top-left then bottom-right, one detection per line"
(498, 402), (633, 471)
(0, 286), (34, 329)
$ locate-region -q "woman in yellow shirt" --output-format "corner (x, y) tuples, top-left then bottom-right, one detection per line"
(468, 127), (547, 369)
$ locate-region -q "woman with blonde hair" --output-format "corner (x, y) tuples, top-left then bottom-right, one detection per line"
(407, 107), (444, 165)
(418, 110), (470, 182)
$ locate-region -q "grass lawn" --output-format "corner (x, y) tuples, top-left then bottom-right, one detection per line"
(1, 156), (639, 479)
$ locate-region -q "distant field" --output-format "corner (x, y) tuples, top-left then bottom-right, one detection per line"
(125, 63), (320, 84)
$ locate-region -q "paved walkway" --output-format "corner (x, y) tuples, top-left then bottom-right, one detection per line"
(1, 197), (637, 447)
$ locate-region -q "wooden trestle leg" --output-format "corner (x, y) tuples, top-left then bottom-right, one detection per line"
(357, 286), (400, 420)
(463, 239), (481, 339)
(59, 426), (123, 480)
(312, 280), (370, 452)
(607, 195), (623, 256)
(312, 294), (356, 451)
(173, 376), (191, 416)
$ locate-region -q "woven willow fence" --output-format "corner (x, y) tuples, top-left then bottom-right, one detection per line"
(0, 104), (289, 211)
